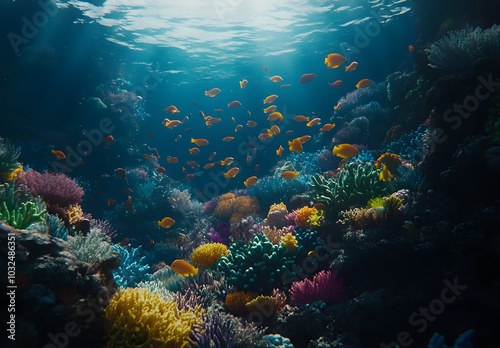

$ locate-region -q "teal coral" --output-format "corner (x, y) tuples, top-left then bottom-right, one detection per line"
(68, 229), (117, 263)
(311, 162), (389, 214)
(0, 181), (47, 229)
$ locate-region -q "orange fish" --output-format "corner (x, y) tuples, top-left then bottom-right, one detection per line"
(333, 101), (343, 111)
(189, 147), (200, 155)
(246, 120), (257, 128)
(223, 136), (235, 142)
(280, 84), (292, 88)
(103, 135), (114, 144)
(223, 167), (240, 179)
(299, 73), (316, 84)
(204, 163), (215, 169)
(263, 94), (278, 104)
(164, 105), (180, 114)
(205, 88), (221, 97)
(170, 259), (198, 277)
(408, 44), (414, 53)
(269, 125), (280, 135)
(228, 100), (242, 108)
(324, 53), (346, 68)
(244, 176), (258, 187)
(270, 75), (283, 83)
(306, 118), (321, 127)
(263, 105), (277, 113)
(319, 123), (336, 132)
(122, 196), (133, 214)
(258, 132), (273, 141)
(267, 112), (283, 122)
(328, 80), (343, 87)
(167, 156), (179, 164)
(276, 145), (284, 157)
(240, 79), (248, 89)
(158, 216), (175, 228)
(281, 171), (300, 179)
(220, 157), (234, 166)
(296, 135), (311, 144)
(333, 144), (359, 159)
(356, 79), (374, 89)
(163, 118), (182, 129)
(288, 139), (303, 153)
(235, 124), (243, 132)
(156, 166), (167, 174)
(191, 138), (209, 146)
(294, 115), (310, 122)
(51, 149), (65, 159)
(186, 160), (200, 170)
(107, 198), (115, 207)
(208, 152), (217, 161)
(345, 61), (358, 72)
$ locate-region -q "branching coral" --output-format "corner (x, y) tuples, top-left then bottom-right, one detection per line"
(0, 181), (46, 229)
(16, 170), (84, 217)
(289, 270), (346, 304)
(0, 137), (22, 182)
(68, 229), (117, 264)
(104, 288), (204, 348)
(190, 242), (229, 269)
(112, 245), (151, 288)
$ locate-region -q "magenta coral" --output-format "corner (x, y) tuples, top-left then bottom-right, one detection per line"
(289, 270), (346, 304)
(16, 170), (84, 217)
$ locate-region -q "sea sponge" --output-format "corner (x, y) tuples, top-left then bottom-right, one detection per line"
(281, 233), (298, 251)
(294, 206), (318, 229)
(67, 204), (84, 224)
(264, 202), (289, 228)
(104, 288), (203, 348)
(190, 242), (229, 269)
(374, 152), (403, 174)
(225, 291), (257, 316)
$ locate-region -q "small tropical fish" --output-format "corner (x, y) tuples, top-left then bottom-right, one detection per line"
(228, 100), (242, 108)
(51, 149), (65, 159)
(333, 101), (343, 111)
(158, 216), (175, 228)
(267, 112), (283, 122)
(170, 259), (198, 277)
(247, 110), (252, 116)
(270, 75), (283, 83)
(235, 124), (243, 132)
(240, 79), (248, 89)
(244, 176), (258, 187)
(181, 115), (189, 124)
(263, 105), (277, 113)
(306, 118), (321, 127)
(294, 115), (310, 122)
(223, 136), (234, 142)
(299, 73), (317, 84)
(214, 108), (224, 113)
(162, 118), (182, 129)
(269, 125), (280, 135)
(246, 120), (257, 128)
(333, 144), (359, 159)
(263, 66), (269, 73)
(191, 138), (209, 146)
(281, 171), (300, 179)
(208, 152), (217, 161)
(167, 156), (179, 164)
(220, 157), (234, 166)
(288, 139), (303, 153)
(356, 79), (374, 89)
(263, 94), (278, 104)
(254, 164), (260, 172)
(379, 164), (393, 181)
(324, 53), (346, 68)
(107, 198), (115, 207)
(186, 160), (200, 170)
(258, 132), (273, 141)
(156, 166), (167, 174)
(345, 61), (358, 72)
(319, 123), (336, 132)
(280, 84), (292, 88)
(204, 163), (215, 169)
(103, 135), (114, 145)
(205, 88), (221, 97)
(408, 44), (414, 53)
(328, 80), (343, 87)
(223, 167), (240, 179)
(276, 145), (284, 157)
(189, 147), (200, 155)
(297, 135), (311, 144)
(164, 105), (180, 114)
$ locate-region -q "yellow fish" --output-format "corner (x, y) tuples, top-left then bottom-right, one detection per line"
(356, 79), (374, 89)
(294, 115), (310, 122)
(158, 217), (175, 228)
(306, 118), (321, 127)
(164, 105), (180, 114)
(270, 75), (283, 83)
(319, 123), (336, 132)
(345, 61), (358, 72)
(269, 125), (280, 135)
(244, 176), (258, 187)
(170, 259), (198, 277)
(263, 105), (277, 113)
(263, 94), (278, 104)
(324, 53), (346, 69)
(333, 144), (359, 159)
(240, 79), (248, 89)
(191, 138), (209, 146)
(276, 145), (284, 157)
(288, 139), (303, 153)
(267, 112), (283, 121)
(223, 136), (235, 142)
(333, 101), (343, 111)
(281, 171), (300, 179)
(379, 164), (393, 181)
(223, 167), (240, 179)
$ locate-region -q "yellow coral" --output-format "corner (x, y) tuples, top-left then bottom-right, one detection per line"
(262, 226), (288, 244)
(104, 288), (204, 348)
(215, 193), (260, 222)
(225, 291), (257, 315)
(190, 242), (229, 269)
(281, 233), (298, 251)
(245, 295), (277, 315)
(294, 206), (318, 229)
(67, 204), (84, 224)
(215, 193), (236, 218)
(306, 209), (324, 229)
(268, 202), (287, 214)
(374, 152), (403, 174)
(3, 165), (23, 181)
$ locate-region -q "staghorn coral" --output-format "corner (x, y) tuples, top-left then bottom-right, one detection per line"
(281, 233), (298, 251)
(225, 291), (258, 316)
(289, 270), (346, 305)
(16, 170), (84, 218)
(294, 206), (318, 229)
(0, 136), (22, 182)
(0, 181), (46, 229)
(112, 245), (151, 288)
(104, 288), (204, 348)
(190, 242), (229, 269)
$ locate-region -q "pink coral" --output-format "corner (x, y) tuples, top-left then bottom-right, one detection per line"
(289, 270), (346, 304)
(16, 170), (84, 217)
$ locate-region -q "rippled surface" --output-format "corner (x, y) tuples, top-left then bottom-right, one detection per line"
(56, 0), (411, 78)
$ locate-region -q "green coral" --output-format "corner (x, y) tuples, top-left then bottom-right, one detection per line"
(216, 234), (296, 294)
(0, 181), (47, 229)
(0, 137), (21, 181)
(311, 162), (389, 214)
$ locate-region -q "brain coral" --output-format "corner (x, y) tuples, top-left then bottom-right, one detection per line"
(190, 242), (229, 269)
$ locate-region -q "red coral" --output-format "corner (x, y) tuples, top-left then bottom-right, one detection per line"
(16, 170), (84, 217)
(289, 270), (346, 304)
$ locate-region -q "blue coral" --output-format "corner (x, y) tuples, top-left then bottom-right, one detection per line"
(112, 245), (151, 288)
(427, 329), (474, 348)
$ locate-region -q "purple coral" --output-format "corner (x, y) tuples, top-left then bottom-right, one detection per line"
(209, 221), (231, 245)
(16, 170), (84, 217)
(202, 198), (218, 215)
(289, 270), (346, 305)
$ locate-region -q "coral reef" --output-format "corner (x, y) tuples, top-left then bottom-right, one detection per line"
(104, 288), (204, 348)
(112, 245), (151, 288)
(289, 270), (346, 305)
(68, 229), (117, 264)
(225, 291), (258, 315)
(190, 242), (229, 269)
(281, 233), (298, 251)
(265, 202), (289, 228)
(215, 192), (260, 222)
(0, 181), (47, 229)
(294, 206), (318, 229)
